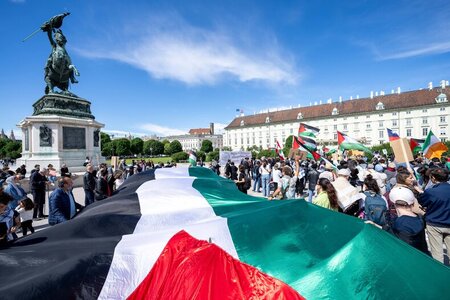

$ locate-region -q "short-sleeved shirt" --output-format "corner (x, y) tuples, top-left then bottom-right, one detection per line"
(313, 191), (338, 211)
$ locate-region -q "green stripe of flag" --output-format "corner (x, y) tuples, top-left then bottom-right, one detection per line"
(188, 167), (450, 300)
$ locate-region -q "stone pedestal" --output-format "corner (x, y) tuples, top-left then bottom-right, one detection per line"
(17, 94), (105, 173)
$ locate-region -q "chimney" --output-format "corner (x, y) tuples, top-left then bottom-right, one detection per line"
(391, 89), (395, 94)
(309, 102), (312, 106)
(209, 123), (214, 135)
(314, 101), (318, 105)
(370, 91), (374, 99)
(380, 90), (385, 96)
(356, 94), (359, 99)
(428, 82), (433, 90)
(339, 96), (342, 102)
(350, 96), (353, 100)
(327, 99), (332, 104)
(319, 100), (322, 105)
(397, 87), (401, 94)
(375, 91), (379, 97)
(441, 80), (447, 89)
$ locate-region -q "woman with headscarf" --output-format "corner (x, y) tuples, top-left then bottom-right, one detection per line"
(4, 175), (26, 210)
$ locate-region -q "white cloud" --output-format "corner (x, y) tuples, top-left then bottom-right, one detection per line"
(139, 123), (187, 137)
(211, 122), (228, 135)
(102, 129), (146, 138)
(76, 15), (299, 86)
(378, 41), (450, 60)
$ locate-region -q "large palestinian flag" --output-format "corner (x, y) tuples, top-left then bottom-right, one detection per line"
(1, 168), (449, 299)
(337, 131), (372, 153)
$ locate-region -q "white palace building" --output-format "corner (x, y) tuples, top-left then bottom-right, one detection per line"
(224, 81), (450, 151)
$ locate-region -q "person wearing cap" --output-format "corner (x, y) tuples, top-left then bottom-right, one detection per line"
(366, 186), (429, 254)
(332, 168), (360, 212)
(318, 163), (336, 182)
(367, 164), (387, 195)
(415, 168), (450, 264)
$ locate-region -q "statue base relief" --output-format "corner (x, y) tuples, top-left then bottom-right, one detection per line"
(17, 94), (105, 173)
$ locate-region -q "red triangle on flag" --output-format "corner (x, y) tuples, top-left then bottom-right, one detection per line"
(292, 136), (301, 150)
(128, 231), (305, 300)
(337, 131), (345, 146)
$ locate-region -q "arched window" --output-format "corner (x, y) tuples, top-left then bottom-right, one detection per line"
(297, 112), (303, 119)
(240, 120), (245, 126)
(265, 117), (270, 123)
(376, 102), (385, 110)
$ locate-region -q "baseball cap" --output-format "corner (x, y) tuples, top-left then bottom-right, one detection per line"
(389, 187), (415, 205)
(337, 168), (351, 176)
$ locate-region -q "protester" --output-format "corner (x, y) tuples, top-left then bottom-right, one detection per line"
(319, 163), (335, 182)
(306, 163), (319, 203)
(252, 160), (261, 193)
(271, 164), (282, 192)
(360, 174), (389, 226)
(366, 186), (429, 254)
(332, 168), (360, 213)
(394, 168), (425, 217)
(15, 197), (35, 236)
(259, 159), (272, 197)
(235, 165), (250, 194)
(313, 178), (339, 211)
(60, 163), (71, 178)
(95, 168), (110, 200)
(230, 162), (238, 181)
(268, 159), (299, 200)
(415, 168), (450, 265)
(49, 177), (83, 226)
(4, 175), (26, 210)
(47, 164), (58, 185)
(83, 164), (96, 206)
(0, 192), (14, 245)
(30, 167), (48, 219)
(367, 164), (387, 195)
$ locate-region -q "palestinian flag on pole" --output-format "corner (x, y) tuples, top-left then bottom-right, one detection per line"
(298, 123), (319, 151)
(337, 131), (372, 153)
(386, 128), (400, 142)
(275, 140), (286, 160)
(1, 168), (449, 299)
(188, 150), (197, 167)
(298, 123), (320, 138)
(422, 130), (448, 159)
(410, 138), (425, 154)
(295, 136), (321, 161)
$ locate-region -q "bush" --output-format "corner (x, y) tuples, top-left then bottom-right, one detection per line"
(169, 140), (183, 154)
(206, 150), (219, 162)
(171, 151), (189, 162)
(257, 149), (277, 159)
(196, 151), (206, 162)
(200, 140), (213, 153)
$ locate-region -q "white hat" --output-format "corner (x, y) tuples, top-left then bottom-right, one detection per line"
(337, 168), (351, 176)
(389, 187), (415, 205)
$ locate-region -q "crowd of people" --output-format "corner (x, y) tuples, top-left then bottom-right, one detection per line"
(0, 158), (179, 246)
(224, 154), (450, 265)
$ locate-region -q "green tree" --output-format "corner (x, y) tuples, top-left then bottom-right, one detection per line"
(2, 140), (22, 159)
(143, 139), (164, 156)
(257, 149), (276, 159)
(206, 150), (220, 162)
(101, 142), (112, 157)
(100, 132), (111, 145)
(222, 146), (232, 151)
(161, 139), (170, 146)
(112, 138), (131, 156)
(283, 136), (294, 157)
(200, 140), (213, 153)
(130, 138), (144, 155)
(164, 143), (171, 155)
(171, 151), (189, 162)
(370, 143), (393, 156)
(169, 140), (183, 154)
(196, 150), (206, 162)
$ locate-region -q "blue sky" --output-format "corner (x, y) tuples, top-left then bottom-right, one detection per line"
(1, 0), (449, 138)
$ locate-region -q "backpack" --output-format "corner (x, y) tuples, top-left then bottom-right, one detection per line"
(364, 191), (388, 226)
(243, 174), (252, 190)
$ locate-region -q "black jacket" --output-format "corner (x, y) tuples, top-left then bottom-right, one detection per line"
(30, 172), (48, 191)
(83, 172), (96, 191)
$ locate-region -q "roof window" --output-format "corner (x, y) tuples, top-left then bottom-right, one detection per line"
(376, 102), (385, 110)
(332, 107), (339, 116)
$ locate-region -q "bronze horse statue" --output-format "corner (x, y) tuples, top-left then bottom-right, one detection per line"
(40, 13), (79, 95)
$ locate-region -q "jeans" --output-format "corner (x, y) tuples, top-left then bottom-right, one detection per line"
(261, 174), (271, 197)
(85, 190), (95, 206)
(307, 189), (315, 203)
(253, 176), (261, 192)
